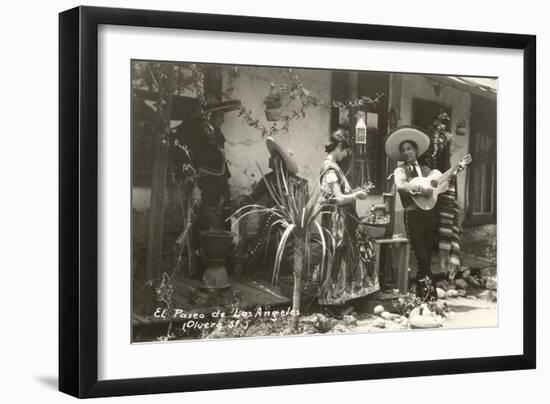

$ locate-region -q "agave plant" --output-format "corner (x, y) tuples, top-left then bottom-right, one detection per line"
(230, 161), (335, 331)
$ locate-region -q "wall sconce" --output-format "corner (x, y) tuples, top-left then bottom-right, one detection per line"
(456, 120), (467, 136)
(432, 83), (444, 97)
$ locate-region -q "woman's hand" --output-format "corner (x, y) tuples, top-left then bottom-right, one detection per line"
(354, 190), (368, 200)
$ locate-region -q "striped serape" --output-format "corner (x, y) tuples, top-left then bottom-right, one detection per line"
(437, 176), (461, 272)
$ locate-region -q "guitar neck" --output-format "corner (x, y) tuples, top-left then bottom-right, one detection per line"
(436, 164), (460, 186)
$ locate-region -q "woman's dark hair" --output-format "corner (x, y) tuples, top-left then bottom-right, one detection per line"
(325, 128), (351, 153)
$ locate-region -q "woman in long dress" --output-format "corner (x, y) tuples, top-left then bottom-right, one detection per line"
(318, 129), (379, 310)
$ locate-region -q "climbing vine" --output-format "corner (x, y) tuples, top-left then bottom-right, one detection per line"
(421, 111), (452, 168)
(227, 67), (384, 137)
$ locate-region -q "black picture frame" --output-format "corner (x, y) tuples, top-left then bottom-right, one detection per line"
(59, 5), (536, 398)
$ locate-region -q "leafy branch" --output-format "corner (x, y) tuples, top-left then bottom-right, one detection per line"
(331, 93), (385, 109)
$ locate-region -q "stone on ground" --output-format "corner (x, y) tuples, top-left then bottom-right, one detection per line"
(331, 323), (350, 333)
(454, 279), (469, 290)
(486, 277), (498, 291)
(446, 289), (459, 298)
(381, 311), (394, 320)
(343, 315), (357, 326)
(373, 318), (386, 328)
(478, 290), (492, 301)
(409, 315), (443, 329)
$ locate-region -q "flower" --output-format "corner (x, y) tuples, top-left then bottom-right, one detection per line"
(425, 112), (452, 161)
(363, 205), (391, 225)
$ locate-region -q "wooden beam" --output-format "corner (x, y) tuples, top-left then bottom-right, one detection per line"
(424, 75), (497, 100)
(145, 65), (174, 282)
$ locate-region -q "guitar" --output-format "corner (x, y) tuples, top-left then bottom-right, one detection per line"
(409, 154), (472, 210)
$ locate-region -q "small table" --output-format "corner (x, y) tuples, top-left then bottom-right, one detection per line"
(372, 237), (410, 293)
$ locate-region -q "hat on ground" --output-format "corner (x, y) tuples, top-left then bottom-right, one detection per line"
(265, 136), (299, 174)
(384, 127), (430, 161)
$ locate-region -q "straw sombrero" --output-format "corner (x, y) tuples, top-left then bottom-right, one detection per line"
(203, 99), (242, 114)
(384, 127), (430, 161)
(186, 99), (242, 120)
(265, 136), (299, 174)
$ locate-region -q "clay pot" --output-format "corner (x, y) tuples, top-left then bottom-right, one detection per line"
(199, 230), (234, 261)
(363, 224), (387, 239)
(265, 107), (282, 121)
(199, 230), (234, 290)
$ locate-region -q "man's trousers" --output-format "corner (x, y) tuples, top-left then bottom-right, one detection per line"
(404, 208), (436, 296)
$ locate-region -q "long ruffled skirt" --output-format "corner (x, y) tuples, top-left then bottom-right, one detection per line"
(318, 222), (379, 305)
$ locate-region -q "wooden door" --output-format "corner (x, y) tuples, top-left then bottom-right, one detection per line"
(330, 71), (390, 192)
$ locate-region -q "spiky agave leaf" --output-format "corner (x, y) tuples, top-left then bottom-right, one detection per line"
(272, 223), (296, 284)
(231, 163), (336, 291)
(313, 220), (328, 280)
(229, 204), (281, 225)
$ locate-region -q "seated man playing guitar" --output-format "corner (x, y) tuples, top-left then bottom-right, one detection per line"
(384, 127), (471, 300)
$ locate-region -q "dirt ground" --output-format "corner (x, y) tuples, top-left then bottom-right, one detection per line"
(351, 296), (497, 334)
(441, 297), (498, 328)
(197, 294), (498, 340)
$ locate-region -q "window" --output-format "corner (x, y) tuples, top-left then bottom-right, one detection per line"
(467, 95), (497, 224)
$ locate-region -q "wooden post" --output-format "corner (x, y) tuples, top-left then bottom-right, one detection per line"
(145, 64), (174, 282)
(399, 243), (410, 294)
(204, 65), (222, 102)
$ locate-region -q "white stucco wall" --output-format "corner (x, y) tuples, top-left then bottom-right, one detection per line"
(220, 67), (393, 219)
(132, 72), (476, 235)
(221, 67), (332, 206)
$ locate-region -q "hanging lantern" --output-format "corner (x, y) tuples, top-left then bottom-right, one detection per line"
(355, 112), (367, 144)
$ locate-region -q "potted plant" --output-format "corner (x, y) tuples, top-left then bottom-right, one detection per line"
(231, 166), (335, 331)
(362, 204), (392, 239)
(264, 91), (283, 121)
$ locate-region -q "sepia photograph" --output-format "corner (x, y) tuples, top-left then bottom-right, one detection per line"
(131, 60), (497, 343)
